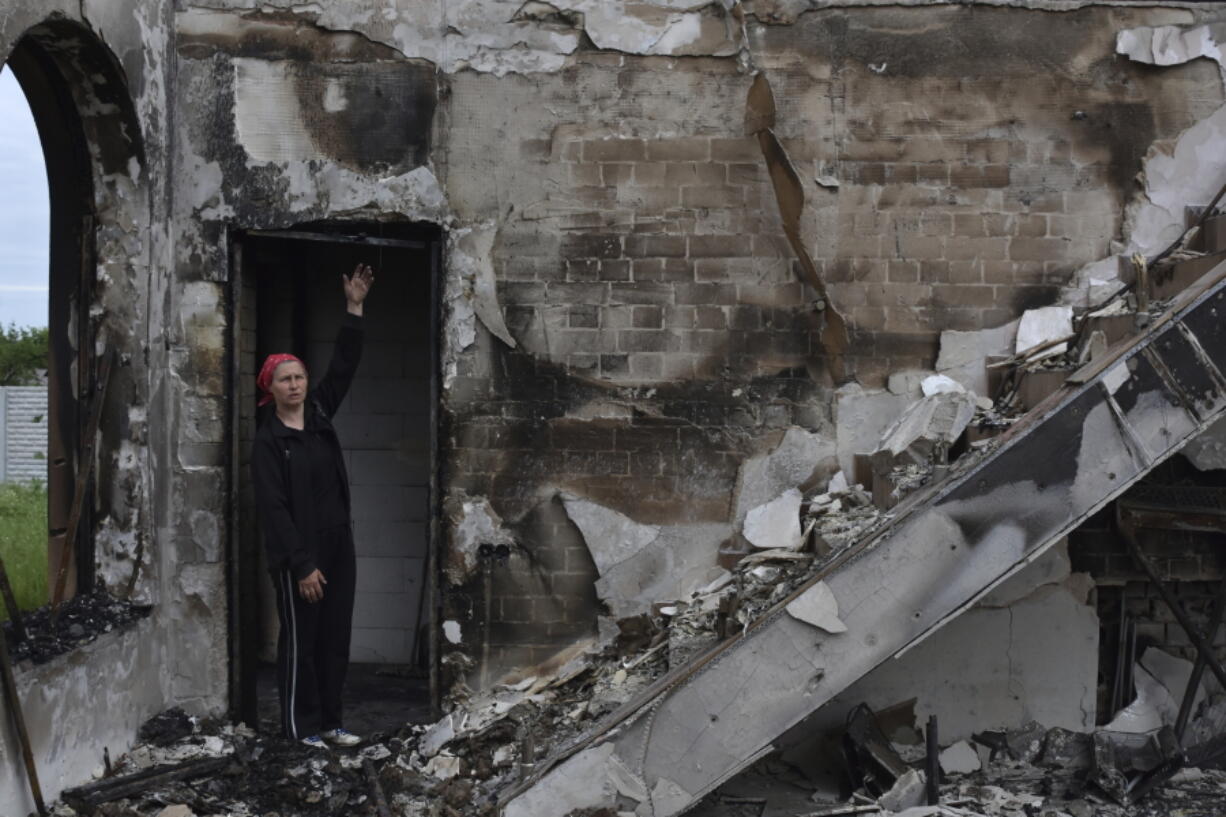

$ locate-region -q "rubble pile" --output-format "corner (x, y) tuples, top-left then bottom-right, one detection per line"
(3, 590), (149, 664)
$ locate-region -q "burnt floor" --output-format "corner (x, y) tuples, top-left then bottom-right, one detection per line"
(256, 662), (431, 737)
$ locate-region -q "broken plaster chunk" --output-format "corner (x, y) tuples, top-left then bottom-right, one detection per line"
(445, 493), (515, 584)
(939, 740), (982, 775)
(733, 426), (835, 525)
(920, 374), (966, 397)
(562, 494), (660, 574)
(872, 390), (976, 470)
(785, 581), (847, 634)
(424, 752), (461, 780)
(1016, 306), (1074, 359)
(878, 769), (926, 812)
(1117, 24), (1226, 68)
(443, 620), (462, 644)
(827, 470), (849, 494)
(743, 488), (804, 550)
(455, 224), (517, 348)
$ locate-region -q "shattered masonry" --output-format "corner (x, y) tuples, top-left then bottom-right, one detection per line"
(8, 1), (1226, 815)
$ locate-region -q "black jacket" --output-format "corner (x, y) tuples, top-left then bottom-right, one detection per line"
(252, 314), (363, 580)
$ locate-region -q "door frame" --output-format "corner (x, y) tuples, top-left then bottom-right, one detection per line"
(225, 224), (442, 726)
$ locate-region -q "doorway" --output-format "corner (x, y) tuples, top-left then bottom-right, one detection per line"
(229, 223), (440, 729)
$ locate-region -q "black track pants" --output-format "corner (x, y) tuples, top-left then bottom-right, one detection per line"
(273, 525), (356, 738)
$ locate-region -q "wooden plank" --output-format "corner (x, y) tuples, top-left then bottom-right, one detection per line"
(50, 350), (112, 618)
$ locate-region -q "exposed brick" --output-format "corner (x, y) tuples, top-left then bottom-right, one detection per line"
(599, 260), (631, 281)
(695, 306), (726, 329)
(888, 260), (920, 283)
(944, 237), (1006, 262)
(682, 185), (745, 209)
(931, 284), (997, 308)
(570, 163), (602, 186)
(561, 233), (622, 259)
(1009, 237), (1068, 262)
(609, 282), (673, 305)
(618, 329), (678, 352)
(710, 137), (759, 161)
(625, 234), (686, 258)
(566, 259), (600, 281)
(601, 163), (633, 186)
(689, 235), (743, 258)
(628, 353), (663, 378)
(898, 234), (943, 258)
(982, 165), (1010, 187)
(943, 261), (980, 284)
(916, 164), (950, 185)
(645, 137), (712, 162)
(632, 305), (663, 328)
(671, 282), (735, 304)
(886, 163), (918, 184)
(583, 138), (646, 162)
(568, 305), (599, 328)
(600, 354), (629, 376)
(665, 162), (727, 186)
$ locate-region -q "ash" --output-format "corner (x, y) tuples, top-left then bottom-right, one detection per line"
(4, 590), (149, 665)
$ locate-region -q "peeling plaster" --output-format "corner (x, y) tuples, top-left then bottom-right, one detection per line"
(221, 0), (744, 77)
(445, 493), (517, 584)
(455, 223), (518, 348)
(1117, 24), (1226, 73)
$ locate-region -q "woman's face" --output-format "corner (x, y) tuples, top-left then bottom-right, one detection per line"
(269, 360), (308, 409)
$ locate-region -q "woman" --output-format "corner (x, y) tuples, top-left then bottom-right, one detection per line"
(252, 263), (374, 748)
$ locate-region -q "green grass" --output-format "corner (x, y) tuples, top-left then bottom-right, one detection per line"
(0, 480), (48, 620)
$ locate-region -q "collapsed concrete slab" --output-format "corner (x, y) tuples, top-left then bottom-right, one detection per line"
(501, 264), (1226, 817)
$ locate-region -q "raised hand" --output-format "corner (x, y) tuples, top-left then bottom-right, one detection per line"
(343, 264), (375, 315)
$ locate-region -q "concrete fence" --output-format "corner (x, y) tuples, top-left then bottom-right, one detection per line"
(0, 386), (48, 483)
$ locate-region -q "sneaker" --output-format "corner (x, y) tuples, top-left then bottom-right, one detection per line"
(321, 728), (361, 747)
(301, 735), (329, 750)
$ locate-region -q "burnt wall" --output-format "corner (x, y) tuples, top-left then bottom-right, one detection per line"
(432, 4), (1226, 683)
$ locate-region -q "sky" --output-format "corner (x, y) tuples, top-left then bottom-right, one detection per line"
(0, 65), (49, 330)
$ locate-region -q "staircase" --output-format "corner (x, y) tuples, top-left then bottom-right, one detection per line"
(501, 257), (1226, 817)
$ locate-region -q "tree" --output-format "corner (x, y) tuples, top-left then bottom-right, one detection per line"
(0, 324), (49, 386)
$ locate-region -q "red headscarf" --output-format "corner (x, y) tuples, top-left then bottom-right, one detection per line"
(257, 354), (306, 407)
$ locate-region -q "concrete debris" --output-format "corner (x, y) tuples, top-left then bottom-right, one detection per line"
(733, 426), (835, 526)
(935, 321), (1018, 396)
(1104, 663), (1176, 735)
(786, 581), (847, 634)
(871, 390), (976, 473)
(938, 740), (980, 775)
(743, 488), (804, 550)
(1015, 306), (1074, 359)
(878, 768), (926, 812)
(153, 806), (193, 817)
(920, 374), (965, 397)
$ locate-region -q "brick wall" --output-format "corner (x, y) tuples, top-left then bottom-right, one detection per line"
(436, 6), (1226, 686)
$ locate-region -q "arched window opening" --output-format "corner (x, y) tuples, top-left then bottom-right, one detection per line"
(1, 21), (143, 613)
(0, 62), (50, 615)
